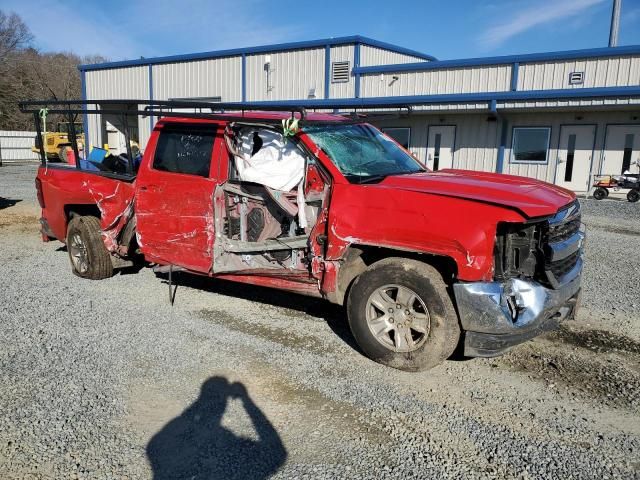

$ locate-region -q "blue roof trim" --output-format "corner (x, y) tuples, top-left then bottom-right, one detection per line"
(353, 44), (640, 75)
(354, 43), (361, 98)
(358, 37), (436, 62)
(227, 86), (640, 108)
(78, 35), (435, 72)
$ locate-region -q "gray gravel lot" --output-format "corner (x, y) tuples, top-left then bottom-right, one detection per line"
(1, 163), (639, 479)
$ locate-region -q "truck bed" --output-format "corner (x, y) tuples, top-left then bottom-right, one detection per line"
(37, 165), (135, 251)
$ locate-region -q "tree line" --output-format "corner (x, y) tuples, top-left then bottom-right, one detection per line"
(0, 10), (107, 131)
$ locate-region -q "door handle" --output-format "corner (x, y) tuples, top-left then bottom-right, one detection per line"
(140, 184), (161, 192)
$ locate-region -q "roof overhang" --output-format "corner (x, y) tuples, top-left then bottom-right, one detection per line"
(228, 86), (640, 110)
(78, 35), (435, 72)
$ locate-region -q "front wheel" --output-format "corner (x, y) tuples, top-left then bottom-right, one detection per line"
(66, 215), (114, 279)
(628, 189), (640, 203)
(347, 258), (460, 371)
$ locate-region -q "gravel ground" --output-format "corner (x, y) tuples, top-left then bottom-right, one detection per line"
(1, 163), (639, 479)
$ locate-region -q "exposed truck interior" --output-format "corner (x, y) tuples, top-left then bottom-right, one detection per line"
(214, 123), (330, 273)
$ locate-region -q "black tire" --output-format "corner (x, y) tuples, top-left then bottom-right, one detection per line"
(347, 258), (460, 371)
(628, 189), (640, 203)
(58, 146), (68, 162)
(593, 187), (607, 200)
(66, 215), (113, 279)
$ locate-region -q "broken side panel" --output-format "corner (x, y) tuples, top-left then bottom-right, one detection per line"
(212, 124), (332, 285)
(211, 164), (330, 277)
(36, 166), (135, 244)
(212, 183), (310, 274)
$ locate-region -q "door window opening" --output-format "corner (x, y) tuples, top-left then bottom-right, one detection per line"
(433, 134), (442, 171)
(564, 134), (576, 182)
(622, 134), (634, 173)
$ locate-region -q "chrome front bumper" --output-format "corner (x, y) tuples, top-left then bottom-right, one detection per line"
(453, 258), (582, 357)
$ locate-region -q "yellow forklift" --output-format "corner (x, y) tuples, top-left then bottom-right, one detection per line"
(32, 122), (85, 161)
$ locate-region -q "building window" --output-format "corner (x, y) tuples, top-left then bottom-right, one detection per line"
(382, 127), (411, 149)
(511, 127), (551, 163)
(331, 61), (350, 83)
(153, 126), (216, 177)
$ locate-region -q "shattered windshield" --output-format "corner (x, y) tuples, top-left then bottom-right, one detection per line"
(303, 123), (425, 183)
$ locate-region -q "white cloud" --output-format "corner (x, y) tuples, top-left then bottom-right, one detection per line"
(479, 0), (607, 48)
(2, 0), (303, 61)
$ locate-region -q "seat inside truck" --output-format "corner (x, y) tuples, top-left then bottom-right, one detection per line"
(214, 123), (329, 273)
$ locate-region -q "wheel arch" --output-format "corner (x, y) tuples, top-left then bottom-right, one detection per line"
(327, 244), (459, 306)
(64, 203), (101, 222)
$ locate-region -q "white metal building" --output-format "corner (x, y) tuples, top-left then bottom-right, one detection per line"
(79, 35), (640, 192)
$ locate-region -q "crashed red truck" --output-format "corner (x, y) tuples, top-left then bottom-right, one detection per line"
(32, 105), (584, 371)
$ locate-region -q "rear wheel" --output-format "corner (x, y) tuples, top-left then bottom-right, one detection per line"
(347, 258), (460, 371)
(593, 187), (608, 200)
(66, 215), (113, 279)
(628, 189), (640, 203)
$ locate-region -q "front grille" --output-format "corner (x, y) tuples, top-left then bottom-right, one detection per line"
(542, 204), (583, 287)
(548, 215), (581, 243)
(494, 202), (583, 288)
(548, 250), (580, 278)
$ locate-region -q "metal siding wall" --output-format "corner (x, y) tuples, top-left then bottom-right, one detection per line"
(329, 45), (356, 98)
(360, 65), (511, 97)
(85, 67), (149, 149)
(245, 48), (325, 101)
(138, 111), (152, 148)
(0, 131), (39, 162)
(85, 66), (149, 99)
(152, 57), (242, 101)
(518, 56), (640, 91)
(359, 45), (428, 66)
(453, 115), (499, 172)
(370, 114), (499, 172)
(371, 110), (640, 188)
(500, 110), (640, 185)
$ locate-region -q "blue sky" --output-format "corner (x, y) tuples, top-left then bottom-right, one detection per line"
(4, 0), (640, 61)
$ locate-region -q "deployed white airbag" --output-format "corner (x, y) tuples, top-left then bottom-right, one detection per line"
(234, 129), (305, 191)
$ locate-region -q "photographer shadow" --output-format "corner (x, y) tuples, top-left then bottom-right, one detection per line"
(147, 376), (287, 480)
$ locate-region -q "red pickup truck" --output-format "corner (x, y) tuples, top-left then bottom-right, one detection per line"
(34, 109), (584, 371)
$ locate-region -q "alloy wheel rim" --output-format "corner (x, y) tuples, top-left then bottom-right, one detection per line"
(365, 284), (430, 353)
(69, 232), (89, 273)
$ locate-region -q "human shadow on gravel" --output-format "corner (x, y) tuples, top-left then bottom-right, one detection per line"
(147, 376), (287, 480)
(0, 197), (21, 210)
(156, 272), (361, 352)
